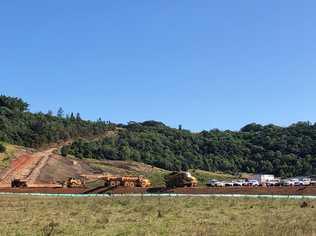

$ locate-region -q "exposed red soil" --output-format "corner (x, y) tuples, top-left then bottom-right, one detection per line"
(0, 187), (87, 194)
(1, 186), (315, 196)
(108, 186), (316, 196)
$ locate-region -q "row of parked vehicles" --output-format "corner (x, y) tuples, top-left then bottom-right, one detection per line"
(207, 177), (316, 187)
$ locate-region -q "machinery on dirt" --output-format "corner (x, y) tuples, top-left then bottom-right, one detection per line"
(64, 174), (151, 188)
(101, 175), (151, 188)
(165, 171), (198, 188)
(11, 179), (27, 188)
(63, 177), (86, 188)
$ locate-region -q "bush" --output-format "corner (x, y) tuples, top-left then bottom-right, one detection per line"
(0, 143), (6, 153)
(60, 146), (69, 157)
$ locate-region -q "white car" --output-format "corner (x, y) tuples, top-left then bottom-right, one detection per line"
(266, 179), (280, 186)
(299, 178), (311, 186)
(233, 180), (245, 186)
(281, 179), (296, 186)
(225, 181), (234, 187)
(207, 179), (225, 187)
(247, 180), (259, 186)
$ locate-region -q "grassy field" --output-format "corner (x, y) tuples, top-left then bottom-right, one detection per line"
(0, 196), (315, 236)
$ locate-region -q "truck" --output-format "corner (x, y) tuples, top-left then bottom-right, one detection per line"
(165, 172), (198, 188)
(64, 177), (86, 188)
(11, 179), (27, 188)
(65, 174), (151, 188)
(102, 175), (151, 188)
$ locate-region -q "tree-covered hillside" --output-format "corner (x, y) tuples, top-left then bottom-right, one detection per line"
(0, 95), (113, 147)
(64, 121), (316, 177)
(1, 95), (315, 177)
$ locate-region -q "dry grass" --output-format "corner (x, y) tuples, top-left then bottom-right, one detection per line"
(0, 143), (23, 170)
(0, 196), (315, 236)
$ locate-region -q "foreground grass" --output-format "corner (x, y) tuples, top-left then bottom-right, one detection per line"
(0, 196), (315, 236)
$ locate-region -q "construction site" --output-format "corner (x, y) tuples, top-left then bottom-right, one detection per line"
(0, 146), (315, 197)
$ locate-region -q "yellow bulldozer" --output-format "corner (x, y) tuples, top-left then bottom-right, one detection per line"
(165, 171), (198, 188)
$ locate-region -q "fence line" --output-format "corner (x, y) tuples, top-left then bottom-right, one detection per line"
(1, 192), (316, 199)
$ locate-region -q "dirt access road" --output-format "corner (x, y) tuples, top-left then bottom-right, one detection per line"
(0, 148), (58, 187)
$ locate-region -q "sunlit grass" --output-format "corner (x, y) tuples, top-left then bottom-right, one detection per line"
(0, 196), (315, 236)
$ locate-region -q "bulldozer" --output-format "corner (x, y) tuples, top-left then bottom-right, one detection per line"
(11, 179), (27, 188)
(165, 171), (198, 188)
(101, 175), (151, 188)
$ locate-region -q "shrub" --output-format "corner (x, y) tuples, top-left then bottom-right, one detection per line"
(0, 143), (6, 153)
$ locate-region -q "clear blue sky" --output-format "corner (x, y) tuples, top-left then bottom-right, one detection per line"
(1, 1), (315, 131)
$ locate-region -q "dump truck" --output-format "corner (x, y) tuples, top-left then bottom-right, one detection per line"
(165, 172), (198, 188)
(64, 177), (86, 188)
(11, 179), (27, 188)
(101, 175), (151, 188)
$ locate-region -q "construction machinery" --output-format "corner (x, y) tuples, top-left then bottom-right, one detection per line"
(64, 177), (86, 188)
(101, 175), (151, 188)
(165, 171), (198, 188)
(65, 174), (151, 188)
(11, 179), (27, 188)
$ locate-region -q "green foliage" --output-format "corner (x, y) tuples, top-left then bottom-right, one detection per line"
(0, 143), (5, 153)
(66, 121), (316, 178)
(0, 95), (28, 112)
(60, 146), (69, 157)
(0, 95), (113, 148)
(1, 95), (315, 178)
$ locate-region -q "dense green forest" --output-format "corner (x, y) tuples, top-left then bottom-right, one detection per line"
(65, 121), (316, 177)
(1, 95), (315, 177)
(0, 95), (113, 147)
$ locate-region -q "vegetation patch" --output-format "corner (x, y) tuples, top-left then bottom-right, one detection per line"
(0, 143), (18, 169)
(0, 196), (314, 236)
(66, 121), (316, 178)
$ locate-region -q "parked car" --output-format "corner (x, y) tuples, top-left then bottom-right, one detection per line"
(281, 179), (296, 186)
(299, 178), (311, 186)
(247, 180), (259, 186)
(207, 179), (225, 187)
(225, 181), (234, 187)
(233, 180), (245, 187)
(266, 179), (281, 186)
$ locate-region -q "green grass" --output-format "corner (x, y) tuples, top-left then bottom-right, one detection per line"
(0, 196), (315, 236)
(189, 169), (236, 185)
(0, 142), (18, 169)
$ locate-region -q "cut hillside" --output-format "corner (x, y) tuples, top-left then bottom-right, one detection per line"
(85, 159), (169, 186)
(0, 143), (242, 187)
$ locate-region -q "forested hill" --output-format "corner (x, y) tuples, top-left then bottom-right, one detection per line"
(1, 95), (316, 177)
(64, 121), (316, 178)
(0, 95), (113, 148)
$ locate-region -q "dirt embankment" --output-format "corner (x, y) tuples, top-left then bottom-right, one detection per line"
(108, 186), (316, 196)
(0, 186), (315, 195)
(0, 147), (100, 187)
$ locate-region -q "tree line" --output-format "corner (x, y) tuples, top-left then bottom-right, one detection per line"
(1, 95), (315, 177)
(64, 121), (316, 177)
(0, 95), (113, 148)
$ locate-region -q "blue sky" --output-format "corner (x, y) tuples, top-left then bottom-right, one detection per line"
(1, 1), (315, 131)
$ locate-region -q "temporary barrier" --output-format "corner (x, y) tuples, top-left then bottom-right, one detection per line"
(0, 192), (316, 199)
